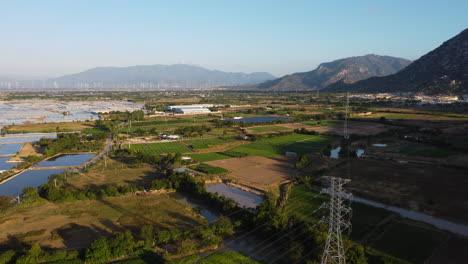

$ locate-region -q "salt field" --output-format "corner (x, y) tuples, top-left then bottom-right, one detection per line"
(0, 100), (143, 126)
(0, 143), (23, 155)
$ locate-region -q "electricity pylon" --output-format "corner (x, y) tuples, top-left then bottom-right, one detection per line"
(320, 91), (352, 264)
(343, 92), (350, 140)
(320, 176), (352, 264)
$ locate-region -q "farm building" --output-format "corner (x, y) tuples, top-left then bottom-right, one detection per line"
(161, 134), (180, 140)
(172, 107), (211, 114)
(167, 104), (213, 114)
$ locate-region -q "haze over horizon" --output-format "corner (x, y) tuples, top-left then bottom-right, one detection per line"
(1, 0), (467, 78)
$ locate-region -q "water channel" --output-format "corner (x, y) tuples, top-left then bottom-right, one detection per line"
(34, 154), (96, 168)
(206, 183), (264, 208)
(172, 184), (282, 262)
(0, 153), (95, 197)
(0, 169), (69, 197)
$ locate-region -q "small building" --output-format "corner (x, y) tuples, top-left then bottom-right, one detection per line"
(161, 134), (180, 140)
(285, 152), (297, 158)
(181, 156), (192, 161)
(172, 107), (211, 114)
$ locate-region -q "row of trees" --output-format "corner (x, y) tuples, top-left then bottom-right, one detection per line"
(174, 125), (211, 138)
(102, 110), (144, 122)
(39, 133), (103, 157)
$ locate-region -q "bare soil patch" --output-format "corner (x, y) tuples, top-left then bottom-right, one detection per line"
(328, 159), (468, 224)
(205, 156), (295, 190)
(278, 121), (398, 136)
(9, 142), (44, 162)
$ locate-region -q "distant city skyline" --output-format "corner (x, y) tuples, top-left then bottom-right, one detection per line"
(1, 0), (467, 78)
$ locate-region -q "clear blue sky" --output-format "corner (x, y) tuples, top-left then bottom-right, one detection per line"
(1, 0), (467, 78)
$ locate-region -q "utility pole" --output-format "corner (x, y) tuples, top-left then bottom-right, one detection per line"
(344, 92), (350, 140)
(320, 176), (352, 264)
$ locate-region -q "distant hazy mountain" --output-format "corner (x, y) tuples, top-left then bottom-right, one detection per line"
(250, 54), (411, 91)
(325, 29), (468, 94)
(52, 64), (275, 89)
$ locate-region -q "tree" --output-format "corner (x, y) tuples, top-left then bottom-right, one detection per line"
(156, 230), (172, 244)
(85, 237), (111, 264)
(0, 250), (15, 264)
(22, 187), (40, 203)
(346, 245), (367, 264)
(140, 225), (154, 248)
(0, 196), (11, 210)
(177, 239), (197, 255)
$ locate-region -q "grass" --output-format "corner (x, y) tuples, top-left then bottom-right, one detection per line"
(284, 186), (326, 222)
(285, 186), (449, 263)
(230, 134), (335, 157)
(190, 163), (229, 175)
(7, 122), (94, 133)
(187, 152), (232, 162)
(199, 251), (262, 264)
(183, 137), (231, 149)
(66, 158), (155, 189)
(358, 112), (468, 121)
(389, 142), (457, 158)
(248, 126), (289, 133)
(302, 120), (344, 126)
(0, 194), (205, 249)
(369, 219), (449, 263)
(128, 142), (192, 154)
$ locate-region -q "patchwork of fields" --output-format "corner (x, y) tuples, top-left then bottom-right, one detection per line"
(183, 137), (232, 149)
(231, 134), (335, 157)
(128, 142), (192, 154)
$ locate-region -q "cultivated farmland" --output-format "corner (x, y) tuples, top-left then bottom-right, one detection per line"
(183, 137), (232, 149)
(128, 142), (192, 154)
(231, 134), (335, 157)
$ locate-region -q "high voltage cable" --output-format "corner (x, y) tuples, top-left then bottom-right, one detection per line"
(197, 192), (325, 263)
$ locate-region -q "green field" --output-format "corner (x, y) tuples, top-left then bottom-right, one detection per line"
(199, 251), (261, 264)
(248, 126), (289, 133)
(184, 137), (231, 149)
(389, 142), (457, 158)
(358, 112), (468, 121)
(302, 120), (344, 126)
(231, 134), (335, 157)
(128, 142), (192, 154)
(285, 186), (449, 263)
(284, 185), (327, 222)
(187, 152), (233, 162)
(170, 251), (261, 264)
(190, 163), (229, 175)
(370, 220), (448, 263)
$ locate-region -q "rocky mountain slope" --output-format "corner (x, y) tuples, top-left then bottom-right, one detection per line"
(325, 29), (468, 94)
(252, 54), (411, 91)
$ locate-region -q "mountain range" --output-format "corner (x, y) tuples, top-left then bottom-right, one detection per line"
(248, 54), (412, 91)
(0, 65), (276, 90)
(325, 29), (468, 94)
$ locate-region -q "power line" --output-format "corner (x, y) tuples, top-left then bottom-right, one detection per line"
(320, 176), (352, 264)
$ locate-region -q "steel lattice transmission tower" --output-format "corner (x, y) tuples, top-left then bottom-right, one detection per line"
(343, 92), (350, 140)
(320, 92), (352, 264)
(320, 176), (352, 264)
